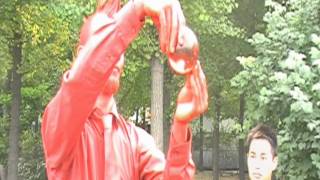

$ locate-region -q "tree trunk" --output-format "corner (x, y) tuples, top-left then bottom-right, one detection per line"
(0, 164), (6, 180)
(7, 33), (22, 180)
(1, 63), (12, 120)
(239, 94), (246, 180)
(163, 112), (171, 155)
(212, 93), (220, 179)
(150, 58), (164, 151)
(199, 115), (204, 170)
(141, 107), (147, 132)
(163, 66), (172, 154)
(135, 108), (139, 125)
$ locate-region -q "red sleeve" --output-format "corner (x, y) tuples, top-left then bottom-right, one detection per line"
(138, 127), (195, 179)
(41, 1), (144, 168)
(163, 128), (195, 179)
(136, 128), (166, 179)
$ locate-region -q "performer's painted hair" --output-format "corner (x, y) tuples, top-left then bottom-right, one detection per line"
(97, 0), (121, 16)
(73, 0), (121, 59)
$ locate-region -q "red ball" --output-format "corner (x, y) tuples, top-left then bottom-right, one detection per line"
(168, 26), (199, 75)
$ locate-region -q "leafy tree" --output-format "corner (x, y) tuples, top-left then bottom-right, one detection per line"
(181, 0), (244, 178)
(117, 22), (158, 116)
(232, 0), (320, 179)
(0, 0), (95, 179)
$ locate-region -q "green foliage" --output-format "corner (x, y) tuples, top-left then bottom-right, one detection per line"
(118, 0), (246, 123)
(0, 116), (9, 166)
(0, 0), (96, 178)
(117, 23), (159, 117)
(232, 0), (320, 178)
(182, 0), (242, 37)
(182, 0), (244, 122)
(18, 130), (46, 180)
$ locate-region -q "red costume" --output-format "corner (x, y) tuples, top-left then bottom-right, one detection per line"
(41, 1), (195, 179)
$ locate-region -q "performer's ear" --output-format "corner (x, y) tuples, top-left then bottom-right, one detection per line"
(77, 45), (83, 55)
(83, 16), (87, 22)
(97, 0), (121, 16)
(97, 0), (109, 9)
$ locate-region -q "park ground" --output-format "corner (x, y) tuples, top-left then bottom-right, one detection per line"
(195, 170), (249, 180)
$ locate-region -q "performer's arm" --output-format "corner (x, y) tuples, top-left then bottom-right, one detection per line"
(137, 124), (194, 180)
(164, 61), (208, 179)
(42, 0), (187, 169)
(138, 61), (208, 179)
(41, 1), (144, 168)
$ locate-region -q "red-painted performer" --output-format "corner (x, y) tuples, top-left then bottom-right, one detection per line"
(41, 0), (208, 179)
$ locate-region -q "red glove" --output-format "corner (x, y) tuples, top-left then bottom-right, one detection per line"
(136, 0), (186, 54)
(174, 61), (208, 123)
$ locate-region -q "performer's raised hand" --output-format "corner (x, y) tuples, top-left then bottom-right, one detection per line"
(174, 61), (208, 123)
(135, 0), (186, 54)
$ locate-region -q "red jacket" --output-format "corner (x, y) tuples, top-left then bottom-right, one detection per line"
(41, 1), (195, 179)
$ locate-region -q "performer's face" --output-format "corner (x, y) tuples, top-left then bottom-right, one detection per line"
(103, 54), (125, 95)
(247, 139), (277, 180)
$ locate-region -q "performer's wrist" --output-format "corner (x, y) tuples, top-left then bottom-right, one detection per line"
(172, 120), (189, 142)
(173, 117), (189, 125)
(133, 0), (146, 20)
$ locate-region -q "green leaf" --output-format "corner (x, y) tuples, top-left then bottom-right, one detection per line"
(280, 50), (306, 70)
(310, 34), (320, 45)
(273, 72), (287, 81)
(289, 87), (308, 101)
(312, 83), (320, 92)
(310, 47), (320, 60)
